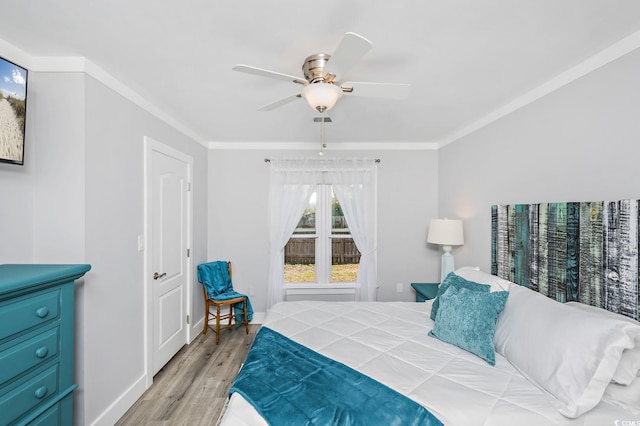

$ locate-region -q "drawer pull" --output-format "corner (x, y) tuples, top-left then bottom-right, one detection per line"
(36, 307), (50, 318)
(34, 386), (48, 399)
(36, 346), (49, 358)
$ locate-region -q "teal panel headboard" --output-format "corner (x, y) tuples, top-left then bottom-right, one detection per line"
(491, 200), (639, 320)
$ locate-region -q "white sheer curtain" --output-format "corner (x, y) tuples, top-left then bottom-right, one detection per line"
(266, 157), (378, 309)
(266, 159), (322, 309)
(331, 158), (377, 302)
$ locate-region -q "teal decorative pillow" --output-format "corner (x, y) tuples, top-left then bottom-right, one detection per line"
(430, 272), (490, 321)
(429, 286), (509, 365)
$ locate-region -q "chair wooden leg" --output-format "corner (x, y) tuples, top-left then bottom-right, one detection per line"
(202, 300), (208, 335)
(243, 299), (249, 335)
(215, 304), (221, 345)
(202, 295), (249, 345)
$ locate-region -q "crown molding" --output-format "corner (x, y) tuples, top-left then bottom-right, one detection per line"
(0, 41), (206, 146)
(0, 39), (36, 69)
(30, 56), (86, 72)
(80, 59), (205, 144)
(437, 29), (640, 148)
(207, 141), (438, 150)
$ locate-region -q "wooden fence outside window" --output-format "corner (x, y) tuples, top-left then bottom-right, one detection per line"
(285, 238), (361, 264)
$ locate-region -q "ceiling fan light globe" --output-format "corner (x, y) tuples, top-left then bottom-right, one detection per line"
(301, 83), (343, 112)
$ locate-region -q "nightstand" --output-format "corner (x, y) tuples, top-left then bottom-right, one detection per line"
(410, 283), (439, 302)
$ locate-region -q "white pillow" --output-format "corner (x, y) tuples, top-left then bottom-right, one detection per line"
(494, 284), (640, 418)
(602, 377), (640, 414)
(566, 301), (640, 385)
(454, 267), (511, 292)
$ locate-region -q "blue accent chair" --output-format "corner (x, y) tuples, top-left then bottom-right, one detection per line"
(197, 261), (252, 344)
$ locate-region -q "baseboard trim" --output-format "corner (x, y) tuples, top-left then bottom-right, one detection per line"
(251, 311), (266, 324)
(88, 311), (266, 425)
(88, 373), (148, 426)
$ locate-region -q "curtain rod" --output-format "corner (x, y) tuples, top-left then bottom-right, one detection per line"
(264, 158), (380, 163)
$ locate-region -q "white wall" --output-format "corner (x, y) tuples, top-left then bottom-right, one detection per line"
(0, 160), (33, 261)
(438, 48), (640, 271)
(30, 74), (87, 263)
(207, 148), (440, 313)
(81, 75), (209, 425)
(0, 65), (209, 425)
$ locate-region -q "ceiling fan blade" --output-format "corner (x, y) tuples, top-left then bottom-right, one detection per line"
(341, 82), (411, 99)
(324, 32), (373, 82)
(233, 64), (307, 85)
(258, 93), (302, 111)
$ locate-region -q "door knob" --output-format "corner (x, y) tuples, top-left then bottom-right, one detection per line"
(153, 272), (167, 280)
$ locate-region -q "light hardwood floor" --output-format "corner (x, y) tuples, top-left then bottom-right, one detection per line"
(116, 324), (260, 426)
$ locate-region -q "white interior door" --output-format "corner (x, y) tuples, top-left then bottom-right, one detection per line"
(149, 142), (191, 375)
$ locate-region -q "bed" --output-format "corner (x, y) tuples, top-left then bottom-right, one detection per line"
(220, 199), (640, 425)
(220, 273), (639, 425)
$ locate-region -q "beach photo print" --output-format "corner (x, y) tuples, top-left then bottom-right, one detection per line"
(0, 56), (27, 165)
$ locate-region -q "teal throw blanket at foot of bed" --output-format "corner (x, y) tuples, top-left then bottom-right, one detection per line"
(229, 327), (442, 426)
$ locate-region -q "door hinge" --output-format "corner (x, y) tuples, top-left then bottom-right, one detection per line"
(187, 248), (190, 258)
(186, 315), (190, 325)
(187, 182), (191, 191)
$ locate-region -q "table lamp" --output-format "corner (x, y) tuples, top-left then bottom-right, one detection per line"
(427, 218), (464, 282)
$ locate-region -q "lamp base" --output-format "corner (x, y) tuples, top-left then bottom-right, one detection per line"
(440, 245), (455, 282)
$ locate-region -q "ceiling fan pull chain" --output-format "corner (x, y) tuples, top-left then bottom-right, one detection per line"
(319, 111), (326, 156)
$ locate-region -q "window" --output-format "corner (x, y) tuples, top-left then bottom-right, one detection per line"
(266, 157), (377, 308)
(284, 185), (360, 284)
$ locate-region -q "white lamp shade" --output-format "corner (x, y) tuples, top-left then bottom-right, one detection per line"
(427, 219), (464, 246)
(301, 82), (343, 112)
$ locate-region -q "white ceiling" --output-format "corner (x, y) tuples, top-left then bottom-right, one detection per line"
(1, 1), (640, 148)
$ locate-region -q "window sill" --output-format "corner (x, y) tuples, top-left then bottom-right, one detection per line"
(285, 283), (357, 290)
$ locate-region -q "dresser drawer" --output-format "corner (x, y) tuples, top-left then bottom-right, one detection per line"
(27, 402), (59, 426)
(0, 365), (59, 426)
(0, 328), (59, 387)
(26, 391), (74, 426)
(0, 290), (60, 342)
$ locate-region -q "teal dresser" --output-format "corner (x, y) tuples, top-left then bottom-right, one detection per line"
(0, 264), (90, 426)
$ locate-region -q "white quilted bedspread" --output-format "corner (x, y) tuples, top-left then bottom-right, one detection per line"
(221, 301), (633, 426)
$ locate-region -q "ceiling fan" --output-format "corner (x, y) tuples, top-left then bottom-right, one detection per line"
(232, 32), (411, 113)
